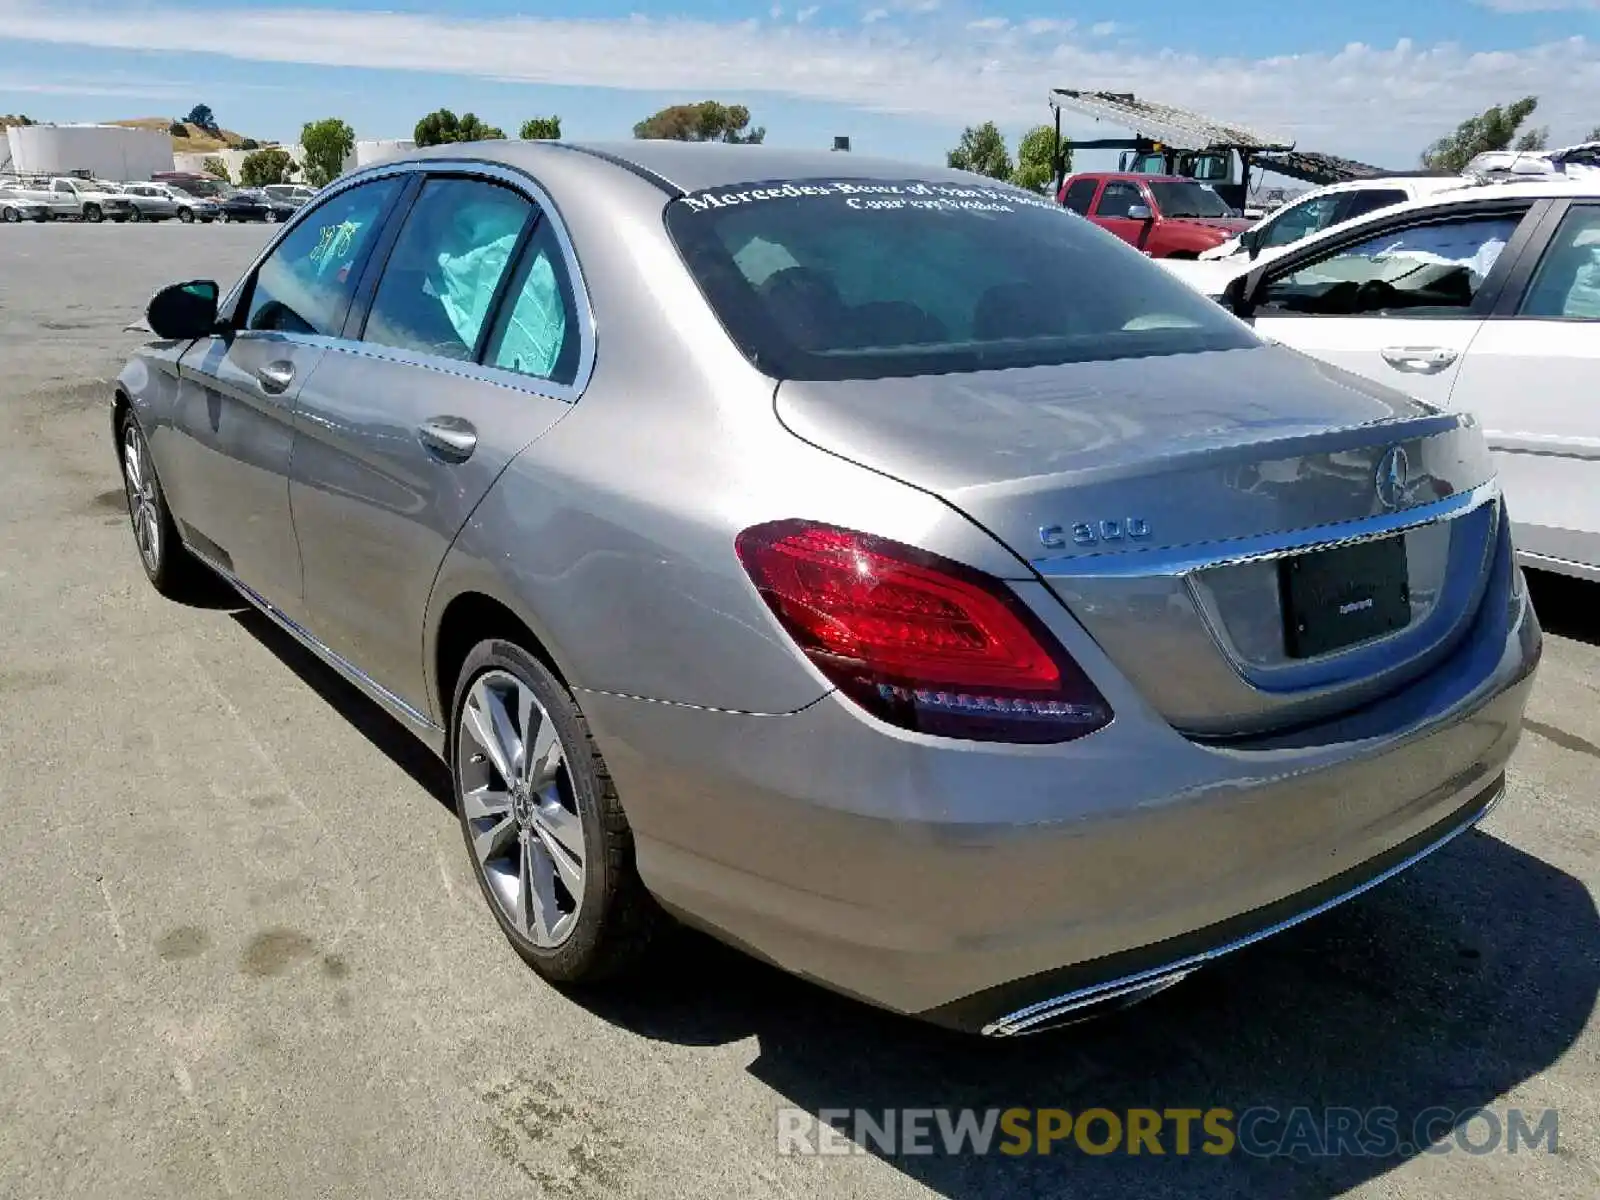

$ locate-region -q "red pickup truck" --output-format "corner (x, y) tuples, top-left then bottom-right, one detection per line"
(1057, 172), (1254, 258)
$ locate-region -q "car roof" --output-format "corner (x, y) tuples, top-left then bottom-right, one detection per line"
(1068, 171), (1192, 183)
(394, 139), (999, 195)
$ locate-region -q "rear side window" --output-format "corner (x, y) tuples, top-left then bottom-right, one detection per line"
(1342, 188), (1409, 222)
(363, 177), (532, 361)
(1094, 182), (1145, 218)
(482, 219), (581, 385)
(245, 178), (401, 336)
(1061, 178), (1098, 214)
(665, 177), (1255, 381)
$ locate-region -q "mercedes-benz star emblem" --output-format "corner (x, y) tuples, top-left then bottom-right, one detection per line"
(1375, 445), (1412, 511)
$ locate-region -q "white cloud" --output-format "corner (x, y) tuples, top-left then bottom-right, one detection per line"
(0, 3), (1596, 162)
(797, 5), (820, 19)
(967, 17), (1008, 30)
(1023, 18), (1077, 35)
(863, 7), (888, 22)
(1090, 21), (1120, 36)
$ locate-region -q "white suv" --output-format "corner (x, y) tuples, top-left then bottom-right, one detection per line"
(5, 176), (135, 222)
(1188, 179), (1600, 580)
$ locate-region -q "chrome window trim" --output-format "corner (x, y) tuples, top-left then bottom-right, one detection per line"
(219, 157), (597, 406)
(1035, 479), (1501, 580)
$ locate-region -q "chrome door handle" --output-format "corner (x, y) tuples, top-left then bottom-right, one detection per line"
(417, 416), (478, 462)
(1380, 346), (1457, 373)
(256, 360), (296, 393)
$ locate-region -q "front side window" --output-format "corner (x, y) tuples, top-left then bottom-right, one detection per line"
(244, 177), (401, 336)
(666, 176), (1255, 381)
(1094, 182), (1145, 219)
(1519, 206), (1600, 320)
(363, 178), (532, 361)
(1061, 178), (1098, 215)
(1258, 214), (1523, 317)
(1147, 181), (1232, 218)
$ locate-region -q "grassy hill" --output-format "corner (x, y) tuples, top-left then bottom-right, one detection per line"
(111, 117), (260, 153)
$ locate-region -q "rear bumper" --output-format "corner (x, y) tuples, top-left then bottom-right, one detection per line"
(581, 526), (1540, 1025)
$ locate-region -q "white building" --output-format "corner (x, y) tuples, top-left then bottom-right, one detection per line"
(173, 144), (306, 183)
(343, 139), (417, 174)
(3, 123), (173, 182)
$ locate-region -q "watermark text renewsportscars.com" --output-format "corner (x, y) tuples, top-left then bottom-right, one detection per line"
(776, 1106), (1560, 1159)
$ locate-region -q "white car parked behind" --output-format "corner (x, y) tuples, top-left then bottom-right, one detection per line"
(1200, 176), (1470, 263)
(1180, 179), (1600, 581)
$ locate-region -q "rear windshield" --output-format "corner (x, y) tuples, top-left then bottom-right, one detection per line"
(665, 177), (1255, 381)
(1147, 181), (1234, 219)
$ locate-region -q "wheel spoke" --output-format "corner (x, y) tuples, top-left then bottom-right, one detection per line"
(463, 686), (515, 784)
(523, 715), (561, 789)
(521, 835), (559, 943)
(123, 443), (142, 492)
(533, 800), (583, 859)
(514, 683), (537, 780)
(461, 783), (512, 823)
(471, 813), (518, 865)
(533, 820), (584, 899)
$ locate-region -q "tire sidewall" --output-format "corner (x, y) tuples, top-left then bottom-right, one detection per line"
(2, 206), (17, 223)
(450, 639), (618, 978)
(120, 415), (175, 587)
(84, 204), (102, 223)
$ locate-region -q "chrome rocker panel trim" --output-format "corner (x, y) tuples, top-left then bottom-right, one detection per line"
(194, 552), (448, 753)
(981, 782), (1504, 1037)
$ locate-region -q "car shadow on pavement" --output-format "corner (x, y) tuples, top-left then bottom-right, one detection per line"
(228, 607), (454, 811)
(1526, 570), (1600, 647)
(578, 827), (1597, 1198)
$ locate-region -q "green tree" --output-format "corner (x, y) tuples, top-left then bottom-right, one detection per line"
(201, 156), (231, 184)
(1587, 126), (1600, 142)
(946, 121), (1012, 181)
(168, 121), (188, 138)
(414, 109), (505, 147)
(238, 137), (260, 151)
(185, 104), (217, 133)
(1012, 125), (1069, 193)
(633, 101), (765, 143)
(239, 147), (294, 187)
(519, 116), (562, 140)
(300, 117), (355, 188)
(1421, 97), (1543, 172)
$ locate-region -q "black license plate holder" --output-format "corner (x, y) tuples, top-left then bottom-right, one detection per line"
(1280, 535), (1411, 659)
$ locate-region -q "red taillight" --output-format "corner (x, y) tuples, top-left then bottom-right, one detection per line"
(735, 520), (1112, 743)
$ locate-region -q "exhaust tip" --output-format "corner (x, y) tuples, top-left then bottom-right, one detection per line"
(982, 968), (1197, 1037)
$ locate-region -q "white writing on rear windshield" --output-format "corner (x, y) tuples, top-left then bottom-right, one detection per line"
(680, 180), (1061, 215)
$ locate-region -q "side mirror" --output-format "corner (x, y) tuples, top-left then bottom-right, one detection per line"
(1126, 204), (1153, 222)
(146, 280), (221, 340)
(1222, 270), (1266, 320)
(1241, 228), (1262, 261)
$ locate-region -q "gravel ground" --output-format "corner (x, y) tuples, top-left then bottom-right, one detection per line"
(1, 221), (1596, 1200)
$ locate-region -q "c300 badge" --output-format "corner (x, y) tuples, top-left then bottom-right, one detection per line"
(1038, 518), (1152, 551)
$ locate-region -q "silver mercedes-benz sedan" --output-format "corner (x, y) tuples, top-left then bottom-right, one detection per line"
(114, 141), (1541, 1035)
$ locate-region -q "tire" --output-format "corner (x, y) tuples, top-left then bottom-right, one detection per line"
(2, 206), (19, 223)
(178, 207), (194, 224)
(127, 207), (143, 223)
(117, 414), (206, 599)
(83, 204), (103, 223)
(219, 212), (230, 224)
(451, 640), (658, 985)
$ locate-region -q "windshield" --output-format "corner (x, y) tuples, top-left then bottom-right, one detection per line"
(665, 177), (1255, 381)
(1147, 181), (1234, 219)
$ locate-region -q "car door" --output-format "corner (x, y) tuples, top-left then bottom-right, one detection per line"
(1092, 180), (1154, 250)
(1448, 200), (1600, 574)
(165, 174), (406, 615)
(288, 169), (589, 708)
(1245, 200), (1545, 409)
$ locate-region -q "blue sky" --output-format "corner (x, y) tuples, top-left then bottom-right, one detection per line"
(2, 1), (1597, 170)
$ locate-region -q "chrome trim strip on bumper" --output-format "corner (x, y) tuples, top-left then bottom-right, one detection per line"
(1036, 480), (1500, 580)
(981, 783), (1504, 1037)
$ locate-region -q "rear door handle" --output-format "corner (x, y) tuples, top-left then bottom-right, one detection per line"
(256, 360), (296, 393)
(417, 416), (478, 462)
(1380, 346), (1458, 373)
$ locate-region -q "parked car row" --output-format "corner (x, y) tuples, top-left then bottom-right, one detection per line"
(0, 177), (318, 225)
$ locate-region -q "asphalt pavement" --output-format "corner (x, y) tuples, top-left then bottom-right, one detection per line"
(1, 221), (1596, 1199)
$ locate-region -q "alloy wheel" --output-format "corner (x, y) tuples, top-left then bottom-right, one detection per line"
(457, 669), (586, 948)
(121, 423), (162, 574)
(2, 206), (18, 223)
